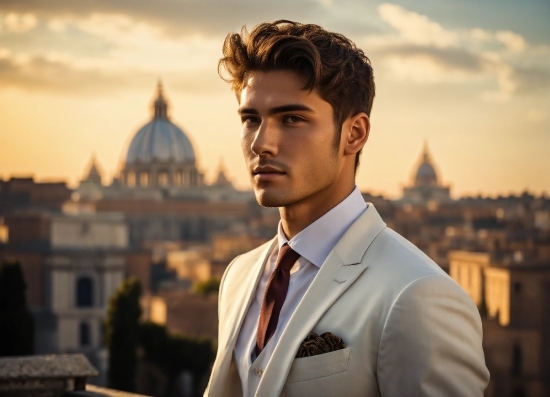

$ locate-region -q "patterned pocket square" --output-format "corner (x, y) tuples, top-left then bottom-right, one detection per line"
(295, 331), (346, 358)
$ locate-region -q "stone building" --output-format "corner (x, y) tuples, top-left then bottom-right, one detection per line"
(119, 83), (204, 190)
(0, 177), (72, 217)
(1, 211), (151, 386)
(449, 251), (550, 397)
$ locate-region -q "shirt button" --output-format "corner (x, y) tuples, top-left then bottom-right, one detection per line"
(254, 368), (263, 377)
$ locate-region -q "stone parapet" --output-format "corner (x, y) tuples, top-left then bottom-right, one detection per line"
(67, 384), (151, 397)
(0, 354), (97, 397)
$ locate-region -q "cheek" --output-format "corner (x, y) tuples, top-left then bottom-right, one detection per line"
(241, 130), (253, 154)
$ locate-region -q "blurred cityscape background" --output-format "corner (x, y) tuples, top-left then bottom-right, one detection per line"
(0, 1), (548, 396)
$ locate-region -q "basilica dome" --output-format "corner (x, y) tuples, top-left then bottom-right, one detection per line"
(126, 84), (195, 165)
(119, 83), (204, 189)
(402, 142), (451, 204)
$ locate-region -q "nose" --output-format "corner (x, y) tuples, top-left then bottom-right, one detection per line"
(250, 120), (278, 157)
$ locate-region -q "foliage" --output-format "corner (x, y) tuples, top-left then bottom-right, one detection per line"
(0, 260), (34, 356)
(139, 321), (215, 395)
(104, 277), (142, 392)
(193, 277), (220, 296)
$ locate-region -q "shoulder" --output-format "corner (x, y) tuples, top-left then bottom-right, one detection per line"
(358, 226), (453, 295)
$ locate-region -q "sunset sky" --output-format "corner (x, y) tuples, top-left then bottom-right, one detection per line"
(1, 0), (548, 198)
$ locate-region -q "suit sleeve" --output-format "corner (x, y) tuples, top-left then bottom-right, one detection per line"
(377, 275), (490, 397)
(203, 254), (241, 397)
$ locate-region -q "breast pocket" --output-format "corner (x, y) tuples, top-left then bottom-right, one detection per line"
(286, 347), (350, 384)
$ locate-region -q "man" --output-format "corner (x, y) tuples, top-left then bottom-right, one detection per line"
(205, 20), (489, 397)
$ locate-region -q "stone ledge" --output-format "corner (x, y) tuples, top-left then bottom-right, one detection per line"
(66, 384), (152, 397)
(0, 354), (98, 380)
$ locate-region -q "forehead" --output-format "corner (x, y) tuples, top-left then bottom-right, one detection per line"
(239, 70), (329, 110)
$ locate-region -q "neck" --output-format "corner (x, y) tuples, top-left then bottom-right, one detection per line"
(280, 181), (355, 240)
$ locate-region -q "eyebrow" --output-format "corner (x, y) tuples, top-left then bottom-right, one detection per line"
(238, 104), (314, 116)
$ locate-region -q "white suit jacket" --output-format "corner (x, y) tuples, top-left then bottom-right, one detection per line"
(205, 205), (489, 397)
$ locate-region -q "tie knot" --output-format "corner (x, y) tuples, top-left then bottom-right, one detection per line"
(276, 244), (300, 271)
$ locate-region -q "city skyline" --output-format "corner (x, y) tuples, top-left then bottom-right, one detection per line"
(1, 0), (549, 198)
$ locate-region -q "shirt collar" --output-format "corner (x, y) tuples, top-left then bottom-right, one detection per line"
(277, 186), (367, 268)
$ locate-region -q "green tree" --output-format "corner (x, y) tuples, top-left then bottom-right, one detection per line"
(193, 277), (220, 296)
(0, 260), (34, 356)
(104, 277), (142, 392)
(139, 321), (216, 396)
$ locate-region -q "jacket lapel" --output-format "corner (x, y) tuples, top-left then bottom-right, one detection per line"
(209, 238), (277, 396)
(255, 205), (386, 396)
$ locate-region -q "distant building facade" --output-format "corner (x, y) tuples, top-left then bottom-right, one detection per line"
(450, 246), (550, 396)
(1, 210), (151, 386)
(0, 177), (72, 217)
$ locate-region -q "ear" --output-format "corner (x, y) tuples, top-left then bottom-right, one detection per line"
(342, 112), (370, 156)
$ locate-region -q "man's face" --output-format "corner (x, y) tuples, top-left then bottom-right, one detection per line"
(239, 70), (346, 208)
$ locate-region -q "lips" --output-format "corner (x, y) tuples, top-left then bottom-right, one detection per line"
(252, 164), (286, 182)
(253, 165), (285, 175)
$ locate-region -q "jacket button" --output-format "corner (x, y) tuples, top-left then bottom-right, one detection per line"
(254, 368), (263, 377)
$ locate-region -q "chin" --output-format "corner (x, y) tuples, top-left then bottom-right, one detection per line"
(254, 188), (294, 208)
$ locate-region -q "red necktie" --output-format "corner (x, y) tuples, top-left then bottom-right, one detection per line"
(255, 244), (300, 356)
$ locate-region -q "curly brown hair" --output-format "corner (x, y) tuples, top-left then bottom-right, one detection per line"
(218, 20), (375, 171)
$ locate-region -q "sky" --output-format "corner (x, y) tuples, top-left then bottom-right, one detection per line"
(0, 0), (548, 199)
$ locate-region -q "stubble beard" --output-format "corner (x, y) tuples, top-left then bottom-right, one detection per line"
(252, 166), (338, 210)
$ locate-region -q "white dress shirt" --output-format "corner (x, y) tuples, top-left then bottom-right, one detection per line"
(233, 187), (367, 396)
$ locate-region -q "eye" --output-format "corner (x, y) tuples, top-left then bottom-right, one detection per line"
(241, 115), (261, 125)
(283, 115), (305, 123)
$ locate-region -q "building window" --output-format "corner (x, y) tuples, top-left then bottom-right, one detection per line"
(76, 277), (93, 307)
(158, 171), (169, 186)
(127, 172), (136, 187)
(140, 172), (149, 187)
(80, 322), (91, 346)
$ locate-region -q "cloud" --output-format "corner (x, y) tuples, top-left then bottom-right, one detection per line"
(375, 45), (483, 72)
(0, 12), (37, 33)
(377, 3), (458, 49)
(0, 49), (224, 95)
(495, 31), (526, 53)
(514, 66), (550, 95)
(372, 3), (550, 102)
(0, 0), (323, 38)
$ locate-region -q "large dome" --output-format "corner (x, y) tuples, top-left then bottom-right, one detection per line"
(126, 84), (195, 164)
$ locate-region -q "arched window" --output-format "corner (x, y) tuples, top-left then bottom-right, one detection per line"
(79, 322), (91, 346)
(76, 277), (93, 307)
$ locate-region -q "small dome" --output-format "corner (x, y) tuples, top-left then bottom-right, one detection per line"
(83, 155), (103, 184)
(414, 143), (438, 186)
(125, 83), (196, 164)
